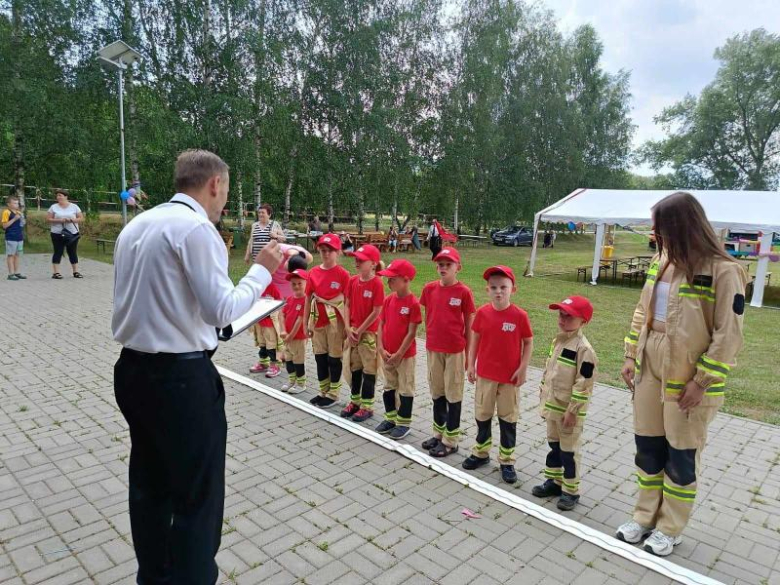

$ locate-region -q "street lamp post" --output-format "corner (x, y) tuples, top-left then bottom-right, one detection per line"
(97, 41), (141, 226)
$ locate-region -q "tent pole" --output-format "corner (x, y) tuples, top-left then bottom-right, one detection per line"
(750, 232), (773, 308)
(590, 223), (606, 286)
(526, 211), (542, 277)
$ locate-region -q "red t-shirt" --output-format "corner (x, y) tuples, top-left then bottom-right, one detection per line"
(420, 281), (476, 353)
(380, 293), (422, 358)
(306, 264), (351, 327)
(283, 295), (307, 340)
(347, 275), (385, 332)
(258, 283), (283, 327)
(472, 303), (533, 384)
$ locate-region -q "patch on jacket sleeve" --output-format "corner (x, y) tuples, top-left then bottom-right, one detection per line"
(561, 348), (577, 361)
(732, 293), (745, 315)
(580, 362), (595, 379)
(693, 274), (713, 287)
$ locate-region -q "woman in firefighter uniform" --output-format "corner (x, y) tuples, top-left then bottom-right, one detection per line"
(617, 191), (747, 557)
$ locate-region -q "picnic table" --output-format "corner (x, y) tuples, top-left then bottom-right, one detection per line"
(457, 234), (487, 248)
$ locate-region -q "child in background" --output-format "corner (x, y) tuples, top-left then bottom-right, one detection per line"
(280, 269), (310, 394)
(2, 195), (26, 280)
(342, 245), (385, 422)
(464, 266), (534, 484)
(250, 282), (283, 377)
(375, 259), (422, 440)
(304, 234), (351, 409)
(420, 247), (476, 457)
(532, 296), (596, 511)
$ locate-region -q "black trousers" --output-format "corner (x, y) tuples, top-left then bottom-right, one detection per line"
(114, 349), (226, 585)
(51, 232), (79, 265)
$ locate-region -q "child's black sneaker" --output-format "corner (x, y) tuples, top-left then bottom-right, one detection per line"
(500, 465), (517, 484)
(532, 479), (563, 498)
(341, 402), (360, 418)
(462, 455), (489, 470)
(375, 420), (396, 434)
(389, 425), (411, 440)
(421, 437), (440, 450)
(557, 493), (580, 511)
(318, 397), (337, 409)
(310, 395), (324, 406)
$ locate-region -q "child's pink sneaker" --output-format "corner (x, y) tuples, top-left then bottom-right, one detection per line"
(266, 364), (281, 378)
(249, 362), (267, 374)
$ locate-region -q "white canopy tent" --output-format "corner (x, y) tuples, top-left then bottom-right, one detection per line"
(527, 189), (780, 308)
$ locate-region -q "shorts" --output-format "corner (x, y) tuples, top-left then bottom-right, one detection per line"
(311, 319), (346, 358)
(253, 324), (280, 350)
(284, 338), (306, 364)
(384, 356), (416, 397)
(427, 350), (465, 402)
(5, 240), (23, 256)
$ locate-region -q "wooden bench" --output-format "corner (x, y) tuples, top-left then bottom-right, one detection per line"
(95, 239), (116, 254)
(397, 238), (413, 252)
(576, 266), (588, 282)
(621, 268), (645, 287)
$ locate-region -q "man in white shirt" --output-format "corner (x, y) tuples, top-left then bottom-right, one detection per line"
(112, 149), (283, 585)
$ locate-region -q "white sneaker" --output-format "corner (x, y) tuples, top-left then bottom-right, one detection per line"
(643, 530), (682, 556)
(287, 384), (305, 395)
(615, 520), (654, 544)
(280, 382), (293, 393)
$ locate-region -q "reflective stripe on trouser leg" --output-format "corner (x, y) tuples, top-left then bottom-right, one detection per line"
(634, 435), (666, 528)
(472, 419), (492, 459)
(632, 329), (666, 527)
(498, 418), (516, 465)
(315, 353), (330, 396)
(656, 402), (717, 537)
(294, 363), (306, 388)
(361, 374), (376, 410)
(559, 421), (584, 495)
(396, 396), (414, 426)
(383, 390), (397, 422)
(350, 369), (363, 406)
(545, 419), (563, 484)
(432, 397), (447, 439)
(327, 356), (342, 400)
(443, 400), (462, 447)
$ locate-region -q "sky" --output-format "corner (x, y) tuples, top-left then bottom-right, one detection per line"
(540, 0), (780, 175)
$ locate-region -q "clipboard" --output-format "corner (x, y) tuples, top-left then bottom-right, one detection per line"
(218, 298), (286, 341)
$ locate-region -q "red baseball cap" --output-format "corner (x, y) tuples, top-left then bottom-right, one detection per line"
(378, 259), (416, 280)
(347, 244), (381, 263)
(285, 269), (309, 281)
(549, 295), (594, 323)
(433, 247), (461, 264)
(483, 265), (515, 285)
(317, 233), (342, 251)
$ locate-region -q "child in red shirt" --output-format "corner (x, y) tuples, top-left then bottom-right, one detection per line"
(279, 269), (310, 394)
(342, 245), (385, 422)
(303, 234), (351, 408)
(464, 265), (534, 484)
(250, 282), (284, 377)
(420, 247), (476, 457)
(375, 259), (422, 440)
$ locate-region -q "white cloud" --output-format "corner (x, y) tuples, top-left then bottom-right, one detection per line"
(540, 0), (780, 174)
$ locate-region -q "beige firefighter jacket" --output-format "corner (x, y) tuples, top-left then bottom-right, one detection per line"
(540, 329), (598, 422)
(624, 253), (748, 406)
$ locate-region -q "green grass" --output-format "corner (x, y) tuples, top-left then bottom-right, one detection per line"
(23, 226), (778, 424)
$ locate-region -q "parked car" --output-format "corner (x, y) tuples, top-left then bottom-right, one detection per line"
(491, 225), (533, 247)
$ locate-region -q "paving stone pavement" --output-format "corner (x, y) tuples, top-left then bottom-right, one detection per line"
(0, 255), (778, 585)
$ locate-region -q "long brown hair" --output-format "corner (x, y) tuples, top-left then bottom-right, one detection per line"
(652, 191), (734, 282)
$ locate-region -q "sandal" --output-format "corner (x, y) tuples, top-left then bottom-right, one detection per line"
(52, 273), (63, 279)
(73, 272), (83, 279)
(430, 442), (458, 458)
